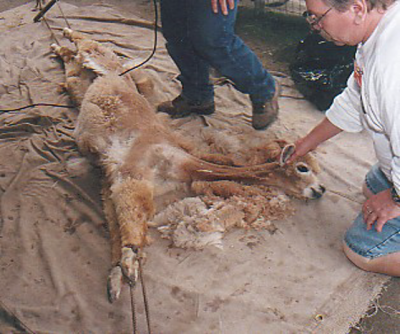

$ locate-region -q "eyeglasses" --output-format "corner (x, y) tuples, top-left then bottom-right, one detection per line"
(302, 7), (333, 31)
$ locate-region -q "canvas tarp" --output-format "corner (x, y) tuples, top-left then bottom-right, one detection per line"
(0, 2), (389, 333)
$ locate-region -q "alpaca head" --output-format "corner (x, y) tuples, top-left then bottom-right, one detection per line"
(264, 143), (325, 200)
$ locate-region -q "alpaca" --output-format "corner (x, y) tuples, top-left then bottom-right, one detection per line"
(52, 28), (325, 302)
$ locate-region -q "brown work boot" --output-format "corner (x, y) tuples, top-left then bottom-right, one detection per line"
(157, 95), (215, 119)
(251, 81), (281, 130)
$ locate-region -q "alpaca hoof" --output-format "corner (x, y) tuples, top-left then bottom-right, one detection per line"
(50, 43), (60, 53)
(107, 265), (123, 303)
(63, 27), (73, 39)
(121, 247), (139, 284)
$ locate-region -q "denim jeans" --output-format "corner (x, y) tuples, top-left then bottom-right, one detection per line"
(160, 0), (276, 104)
(344, 164), (400, 259)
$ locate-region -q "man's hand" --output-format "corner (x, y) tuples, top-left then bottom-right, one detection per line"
(211, 0), (235, 15)
(286, 117), (342, 164)
(286, 137), (317, 164)
(363, 189), (400, 232)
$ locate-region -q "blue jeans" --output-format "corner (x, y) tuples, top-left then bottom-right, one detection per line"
(344, 164), (400, 259)
(160, 0), (276, 104)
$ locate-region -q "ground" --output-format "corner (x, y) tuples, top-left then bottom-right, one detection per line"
(236, 7), (309, 75)
(0, 0), (399, 333)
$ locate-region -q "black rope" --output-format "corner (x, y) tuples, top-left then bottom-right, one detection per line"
(0, 103), (74, 113)
(119, 0), (158, 76)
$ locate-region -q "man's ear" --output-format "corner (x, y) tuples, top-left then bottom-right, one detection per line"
(352, 0), (368, 24)
(280, 144), (296, 166)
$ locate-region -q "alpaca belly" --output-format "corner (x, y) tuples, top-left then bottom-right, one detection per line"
(146, 143), (193, 210)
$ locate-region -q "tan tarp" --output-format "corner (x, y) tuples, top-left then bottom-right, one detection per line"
(0, 2), (389, 333)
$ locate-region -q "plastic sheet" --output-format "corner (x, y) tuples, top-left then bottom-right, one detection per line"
(290, 33), (356, 111)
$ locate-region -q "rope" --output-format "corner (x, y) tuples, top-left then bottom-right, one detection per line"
(119, 0), (158, 76)
(42, 15), (60, 45)
(129, 280), (138, 334)
(34, 0), (71, 43)
(0, 103), (74, 113)
(127, 256), (152, 334)
(0, 299), (37, 334)
(2, 1), (74, 113)
(327, 189), (363, 204)
(139, 257), (152, 334)
(56, 0), (71, 29)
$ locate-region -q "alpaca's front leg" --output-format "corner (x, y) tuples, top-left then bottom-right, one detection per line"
(111, 177), (154, 284)
(50, 43), (77, 63)
(63, 27), (86, 43)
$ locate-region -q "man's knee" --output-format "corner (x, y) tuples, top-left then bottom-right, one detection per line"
(192, 33), (228, 56)
(343, 242), (373, 271)
(343, 242), (400, 276)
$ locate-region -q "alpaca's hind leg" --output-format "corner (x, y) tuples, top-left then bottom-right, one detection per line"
(111, 177), (154, 283)
(129, 69), (154, 99)
(102, 184), (124, 303)
(191, 180), (247, 197)
(198, 153), (237, 166)
(191, 180), (266, 198)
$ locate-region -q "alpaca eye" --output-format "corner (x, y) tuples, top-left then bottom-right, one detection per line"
(296, 164), (309, 173)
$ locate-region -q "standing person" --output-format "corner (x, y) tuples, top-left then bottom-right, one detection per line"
(289, 0), (400, 275)
(157, 0), (280, 130)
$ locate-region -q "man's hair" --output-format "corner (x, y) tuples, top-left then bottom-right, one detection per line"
(324, 0), (396, 11)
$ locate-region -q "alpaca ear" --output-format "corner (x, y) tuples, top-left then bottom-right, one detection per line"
(280, 144), (296, 166)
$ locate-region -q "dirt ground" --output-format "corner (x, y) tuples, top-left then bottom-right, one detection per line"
(0, 1), (399, 333)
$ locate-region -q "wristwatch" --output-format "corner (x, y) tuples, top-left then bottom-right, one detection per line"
(391, 187), (400, 205)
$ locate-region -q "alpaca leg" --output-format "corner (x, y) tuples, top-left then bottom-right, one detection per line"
(50, 44), (77, 63)
(51, 44), (92, 106)
(111, 177), (154, 283)
(191, 180), (247, 198)
(192, 180), (266, 198)
(129, 69), (154, 99)
(102, 184), (125, 303)
(63, 28), (86, 43)
(198, 153), (237, 166)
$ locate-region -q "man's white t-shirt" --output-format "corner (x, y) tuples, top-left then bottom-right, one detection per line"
(326, 1), (400, 193)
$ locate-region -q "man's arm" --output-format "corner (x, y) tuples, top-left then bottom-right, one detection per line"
(362, 56), (400, 232)
(287, 117), (343, 163)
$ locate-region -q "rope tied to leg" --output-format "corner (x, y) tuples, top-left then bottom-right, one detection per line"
(124, 247), (152, 334)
